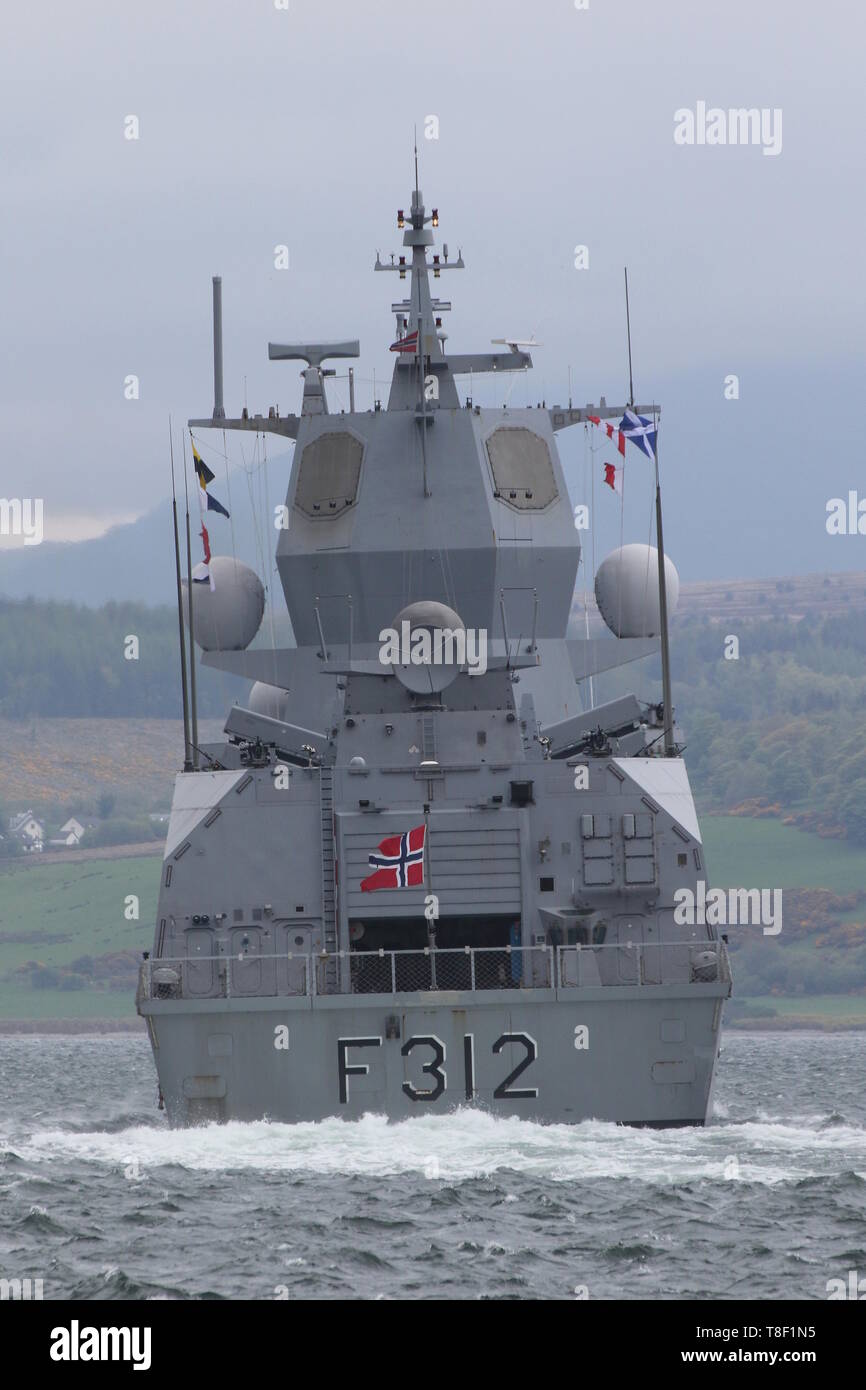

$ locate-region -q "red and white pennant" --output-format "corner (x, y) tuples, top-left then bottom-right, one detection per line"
(588, 415), (626, 456)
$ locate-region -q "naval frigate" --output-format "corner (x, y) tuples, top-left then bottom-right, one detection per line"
(137, 174), (731, 1127)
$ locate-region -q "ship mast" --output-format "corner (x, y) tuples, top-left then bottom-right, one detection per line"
(414, 135), (431, 497)
(654, 430), (675, 756)
(169, 421), (193, 773)
(625, 268), (675, 756)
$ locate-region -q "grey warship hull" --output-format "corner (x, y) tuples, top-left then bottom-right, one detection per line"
(141, 986), (726, 1127)
(138, 751), (730, 1127)
(139, 174), (731, 1127)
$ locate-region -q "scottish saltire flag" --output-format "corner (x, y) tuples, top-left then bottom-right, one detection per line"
(360, 825), (426, 891)
(619, 408), (658, 462)
(191, 440), (231, 518)
(603, 462), (623, 496)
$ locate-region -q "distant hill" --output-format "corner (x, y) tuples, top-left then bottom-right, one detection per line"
(0, 454), (289, 607)
(6, 433), (866, 625)
(573, 569), (866, 629)
(676, 572), (866, 622)
(7, 476), (866, 630)
(3, 359), (865, 605)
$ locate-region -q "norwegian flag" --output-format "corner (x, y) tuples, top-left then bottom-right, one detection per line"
(360, 824), (426, 891)
(603, 462), (623, 496)
(390, 329), (419, 353)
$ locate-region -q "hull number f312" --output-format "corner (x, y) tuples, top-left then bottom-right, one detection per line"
(337, 1032), (538, 1103)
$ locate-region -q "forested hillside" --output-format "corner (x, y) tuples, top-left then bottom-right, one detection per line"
(578, 611), (866, 844)
(2, 599), (865, 841)
(670, 615), (866, 842)
(0, 599), (246, 718)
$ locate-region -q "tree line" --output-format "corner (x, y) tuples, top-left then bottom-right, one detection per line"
(0, 598), (243, 718)
(2, 598), (865, 842)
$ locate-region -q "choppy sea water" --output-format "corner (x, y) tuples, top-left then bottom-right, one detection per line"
(0, 1032), (864, 1300)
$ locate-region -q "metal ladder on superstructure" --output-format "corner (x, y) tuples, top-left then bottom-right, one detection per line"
(421, 713), (437, 761)
(319, 765), (338, 991)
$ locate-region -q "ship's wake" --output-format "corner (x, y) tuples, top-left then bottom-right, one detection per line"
(9, 1107), (866, 1186)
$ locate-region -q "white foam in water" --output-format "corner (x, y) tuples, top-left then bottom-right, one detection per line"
(12, 1108), (866, 1186)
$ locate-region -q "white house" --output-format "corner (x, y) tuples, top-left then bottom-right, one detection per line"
(48, 817), (86, 849)
(8, 811), (45, 851)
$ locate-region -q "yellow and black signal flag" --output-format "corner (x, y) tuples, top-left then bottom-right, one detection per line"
(191, 438), (230, 519)
(191, 439), (215, 488)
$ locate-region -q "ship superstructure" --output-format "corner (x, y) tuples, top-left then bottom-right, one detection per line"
(137, 176), (730, 1126)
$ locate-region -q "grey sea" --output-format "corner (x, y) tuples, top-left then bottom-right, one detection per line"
(0, 1030), (864, 1301)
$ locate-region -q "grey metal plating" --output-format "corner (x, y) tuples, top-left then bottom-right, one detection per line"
(139, 175), (731, 1127)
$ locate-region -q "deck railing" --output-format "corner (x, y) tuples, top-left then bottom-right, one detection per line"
(138, 940), (730, 1003)
(346, 945), (550, 994)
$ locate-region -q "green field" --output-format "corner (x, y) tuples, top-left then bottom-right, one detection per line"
(0, 984), (136, 1020)
(702, 815), (866, 892)
(728, 994), (866, 1027)
(743, 994), (866, 1017)
(0, 856), (160, 1020)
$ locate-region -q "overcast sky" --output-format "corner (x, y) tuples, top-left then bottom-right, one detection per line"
(1, 0), (863, 580)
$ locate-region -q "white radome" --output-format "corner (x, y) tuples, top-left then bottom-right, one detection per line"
(182, 556), (265, 651)
(594, 544), (679, 639)
(247, 682), (290, 721)
(390, 600), (466, 694)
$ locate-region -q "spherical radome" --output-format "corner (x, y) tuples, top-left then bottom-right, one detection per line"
(248, 682), (290, 721)
(390, 600), (466, 694)
(392, 600), (465, 634)
(182, 556), (265, 651)
(594, 544), (679, 639)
